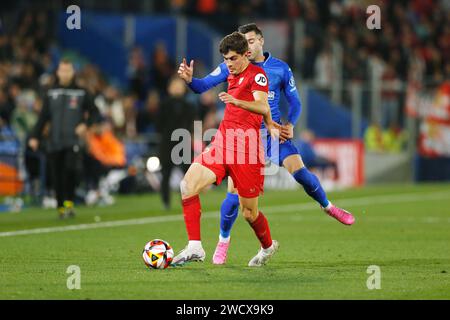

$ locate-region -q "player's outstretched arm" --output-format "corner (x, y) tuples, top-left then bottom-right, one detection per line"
(178, 59), (228, 94)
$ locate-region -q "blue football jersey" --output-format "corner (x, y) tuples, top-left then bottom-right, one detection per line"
(188, 52), (302, 126)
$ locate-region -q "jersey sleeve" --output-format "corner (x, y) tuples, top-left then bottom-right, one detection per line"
(188, 62), (229, 94)
(282, 65), (302, 126)
(250, 70), (269, 94)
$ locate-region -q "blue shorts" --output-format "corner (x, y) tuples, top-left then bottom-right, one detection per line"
(264, 135), (299, 167)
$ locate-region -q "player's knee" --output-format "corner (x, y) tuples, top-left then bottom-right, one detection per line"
(242, 207), (257, 222)
(180, 179), (194, 197)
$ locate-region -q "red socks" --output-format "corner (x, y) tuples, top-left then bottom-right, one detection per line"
(183, 195), (271, 249)
(182, 195), (202, 241)
(249, 211), (273, 249)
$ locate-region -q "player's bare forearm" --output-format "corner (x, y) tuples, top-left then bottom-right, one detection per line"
(234, 99), (270, 116)
(262, 107), (273, 124)
(218, 91), (270, 115)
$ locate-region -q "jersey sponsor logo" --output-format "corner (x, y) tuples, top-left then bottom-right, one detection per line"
(210, 66), (221, 76)
(255, 73), (267, 86)
(268, 91), (275, 100)
(238, 77), (244, 85)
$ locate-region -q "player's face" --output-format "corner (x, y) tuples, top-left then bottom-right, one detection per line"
(244, 31), (264, 61)
(223, 51), (248, 75)
(57, 63), (75, 85)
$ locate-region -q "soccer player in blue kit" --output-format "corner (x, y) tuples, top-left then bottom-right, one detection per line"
(178, 23), (355, 265)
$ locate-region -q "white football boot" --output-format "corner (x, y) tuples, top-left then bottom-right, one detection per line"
(171, 245), (206, 266)
(248, 240), (279, 267)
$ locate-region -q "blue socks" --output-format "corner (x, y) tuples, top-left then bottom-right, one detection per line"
(218, 168), (328, 239)
(219, 192), (240, 238)
(293, 167), (330, 208)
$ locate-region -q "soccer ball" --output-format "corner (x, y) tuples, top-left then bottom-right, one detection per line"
(142, 239), (174, 269)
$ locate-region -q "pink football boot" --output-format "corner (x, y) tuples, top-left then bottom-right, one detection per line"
(213, 240), (230, 265)
(324, 204), (355, 225)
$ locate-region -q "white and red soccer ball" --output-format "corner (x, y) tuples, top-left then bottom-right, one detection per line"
(142, 239), (174, 269)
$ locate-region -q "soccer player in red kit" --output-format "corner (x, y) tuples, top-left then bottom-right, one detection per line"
(173, 32), (281, 267)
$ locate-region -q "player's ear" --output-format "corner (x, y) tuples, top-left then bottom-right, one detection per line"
(260, 37), (264, 46)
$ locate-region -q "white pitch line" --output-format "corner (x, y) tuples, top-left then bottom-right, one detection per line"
(0, 191), (448, 237)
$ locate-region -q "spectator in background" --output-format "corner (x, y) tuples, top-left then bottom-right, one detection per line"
(127, 47), (148, 101)
(314, 41), (334, 91)
(381, 61), (402, 129)
(84, 122), (126, 206)
(197, 90), (218, 132)
(364, 121), (407, 153)
(77, 63), (106, 96)
(150, 43), (175, 98)
(158, 76), (196, 210)
(95, 85), (126, 135)
(0, 88), (14, 125)
(10, 90), (40, 144)
(137, 89), (160, 134)
(364, 122), (385, 153)
(122, 94), (138, 139)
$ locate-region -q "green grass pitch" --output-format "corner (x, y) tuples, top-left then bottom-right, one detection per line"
(0, 183), (449, 299)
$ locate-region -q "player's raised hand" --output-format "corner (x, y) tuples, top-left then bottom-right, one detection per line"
(177, 58), (194, 83)
(218, 92), (236, 105)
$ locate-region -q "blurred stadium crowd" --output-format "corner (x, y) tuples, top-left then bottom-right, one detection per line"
(0, 0), (448, 209)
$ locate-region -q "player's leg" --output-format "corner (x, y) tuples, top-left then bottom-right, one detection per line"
(220, 177), (239, 239)
(172, 162), (218, 265)
(282, 149), (355, 225)
(239, 195), (279, 267)
(213, 177), (239, 264)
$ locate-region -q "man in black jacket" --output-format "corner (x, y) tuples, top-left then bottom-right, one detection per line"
(29, 59), (100, 219)
(158, 76), (196, 210)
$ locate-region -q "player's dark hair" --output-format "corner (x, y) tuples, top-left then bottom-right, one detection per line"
(238, 23), (263, 37)
(219, 32), (248, 55)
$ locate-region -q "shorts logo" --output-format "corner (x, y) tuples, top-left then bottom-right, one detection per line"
(255, 73), (267, 86)
(210, 66), (221, 76)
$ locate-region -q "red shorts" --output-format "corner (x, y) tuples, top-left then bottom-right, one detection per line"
(193, 144), (264, 198)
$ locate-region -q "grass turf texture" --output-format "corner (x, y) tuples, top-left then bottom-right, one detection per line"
(0, 183), (449, 299)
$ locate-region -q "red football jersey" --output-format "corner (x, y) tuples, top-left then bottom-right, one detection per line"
(213, 63), (269, 155)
